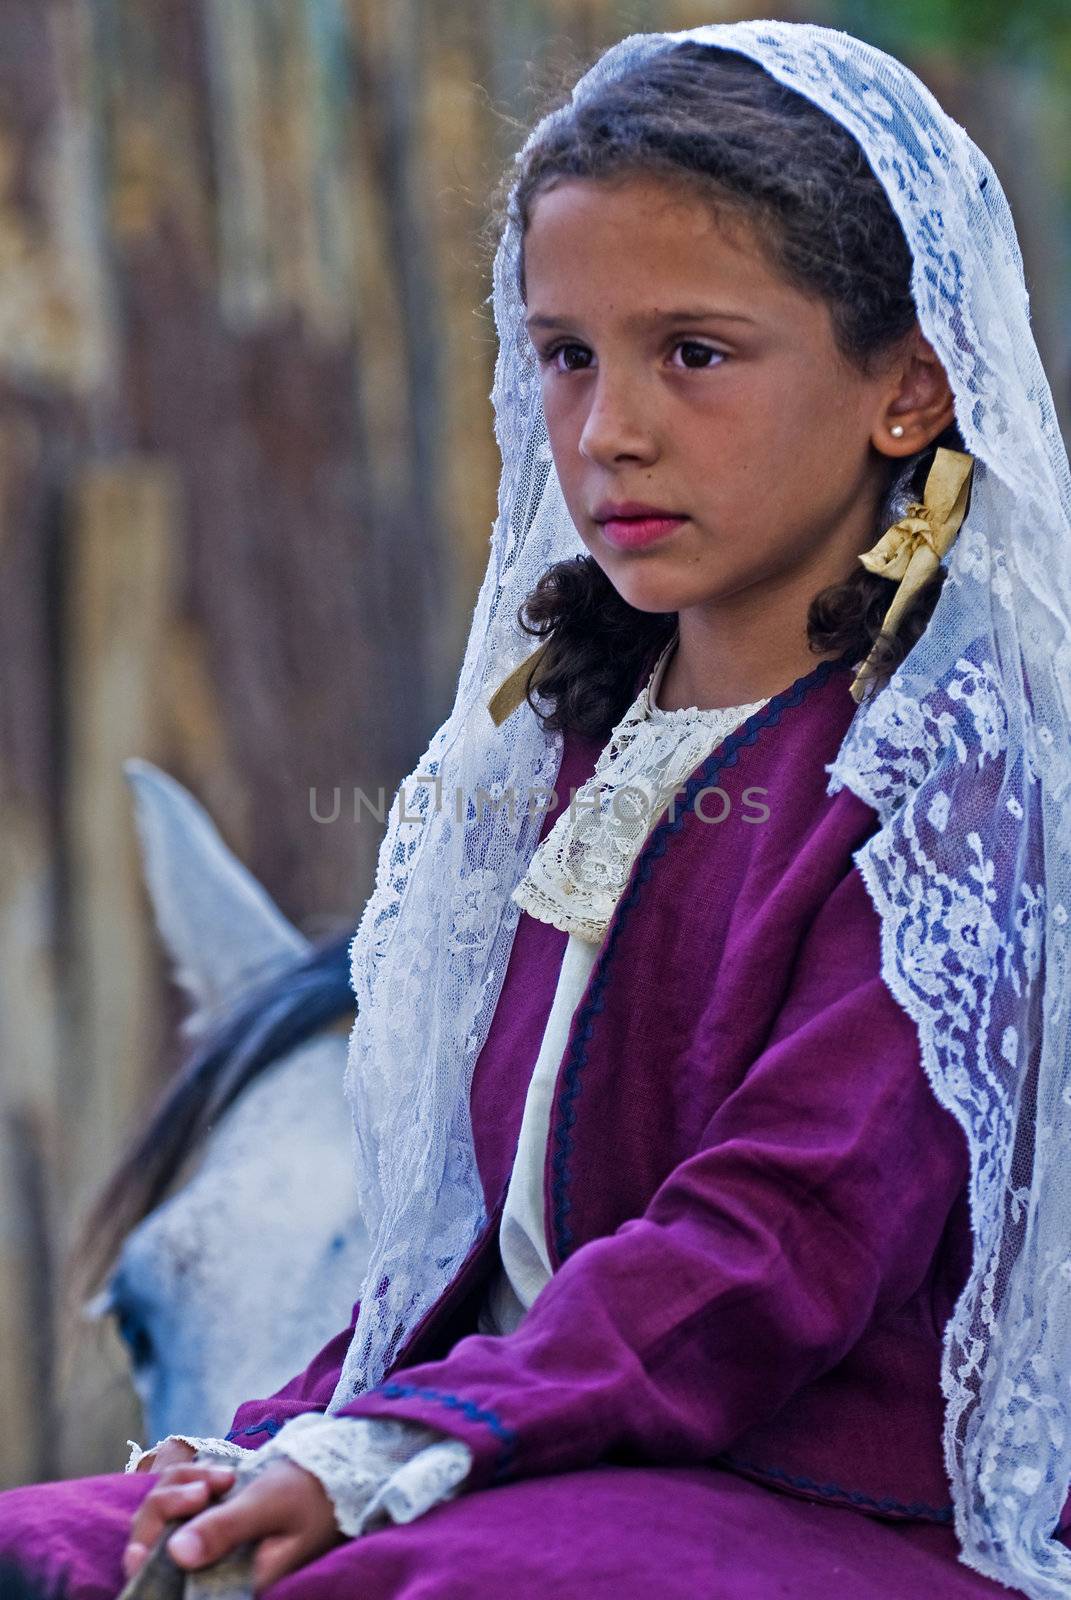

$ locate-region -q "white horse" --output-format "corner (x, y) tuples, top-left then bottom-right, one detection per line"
(83, 760), (369, 1446)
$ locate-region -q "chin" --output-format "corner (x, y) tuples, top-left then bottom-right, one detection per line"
(601, 567), (698, 617)
(583, 549), (665, 607)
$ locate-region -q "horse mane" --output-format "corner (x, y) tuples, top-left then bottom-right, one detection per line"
(74, 929), (357, 1300)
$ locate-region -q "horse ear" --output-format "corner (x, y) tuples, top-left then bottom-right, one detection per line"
(123, 758), (310, 1025)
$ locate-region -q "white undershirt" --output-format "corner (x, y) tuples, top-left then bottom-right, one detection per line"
(479, 931), (603, 1336)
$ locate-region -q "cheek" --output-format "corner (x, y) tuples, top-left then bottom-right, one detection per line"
(759, 353), (872, 455)
(540, 382), (579, 451)
(709, 367), (802, 445)
(541, 384), (586, 500)
(688, 370), (856, 511)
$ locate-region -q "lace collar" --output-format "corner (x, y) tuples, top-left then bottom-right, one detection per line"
(512, 634), (770, 943)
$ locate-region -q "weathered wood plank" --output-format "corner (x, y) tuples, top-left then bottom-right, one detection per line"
(62, 460), (177, 1207)
(0, 407), (64, 1488)
(56, 460), (178, 1474)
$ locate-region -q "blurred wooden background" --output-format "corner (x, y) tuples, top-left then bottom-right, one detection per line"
(1, 0), (1068, 1487)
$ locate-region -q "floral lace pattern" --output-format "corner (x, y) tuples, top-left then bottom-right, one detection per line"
(513, 633), (769, 940)
(329, 23), (1071, 1600)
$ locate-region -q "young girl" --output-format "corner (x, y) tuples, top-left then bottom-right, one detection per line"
(3, 20), (1069, 1600)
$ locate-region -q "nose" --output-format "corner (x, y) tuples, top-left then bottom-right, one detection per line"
(577, 368), (659, 469)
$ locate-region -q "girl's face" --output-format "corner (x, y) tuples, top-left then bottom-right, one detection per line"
(523, 173), (940, 630)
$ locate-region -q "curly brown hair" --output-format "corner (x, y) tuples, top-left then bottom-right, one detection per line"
(490, 42), (964, 743)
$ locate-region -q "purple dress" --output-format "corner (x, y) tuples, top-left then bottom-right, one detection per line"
(1, 651), (1063, 1598)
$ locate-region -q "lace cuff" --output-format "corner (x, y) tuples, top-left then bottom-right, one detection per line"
(246, 1412), (473, 1537)
(124, 1434), (254, 1473)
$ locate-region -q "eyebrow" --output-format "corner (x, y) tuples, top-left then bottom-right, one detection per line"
(525, 307), (757, 332)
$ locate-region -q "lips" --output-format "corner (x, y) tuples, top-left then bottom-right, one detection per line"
(593, 501), (688, 551)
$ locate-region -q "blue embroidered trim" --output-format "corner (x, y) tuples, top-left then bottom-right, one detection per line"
(718, 1451), (955, 1523)
(551, 650), (854, 1262)
(376, 1381), (520, 1481)
(226, 1417), (284, 1442)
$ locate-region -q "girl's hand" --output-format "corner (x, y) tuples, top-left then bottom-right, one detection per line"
(124, 1462), (237, 1579)
(123, 1458), (344, 1593)
(133, 1438), (197, 1474)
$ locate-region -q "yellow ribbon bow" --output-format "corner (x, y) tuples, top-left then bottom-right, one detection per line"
(486, 638), (553, 727)
(849, 445), (975, 703)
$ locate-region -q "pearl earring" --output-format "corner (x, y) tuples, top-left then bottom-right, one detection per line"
(890, 423), (906, 438)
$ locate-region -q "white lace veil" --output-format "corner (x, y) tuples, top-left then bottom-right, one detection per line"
(329, 22), (1071, 1596)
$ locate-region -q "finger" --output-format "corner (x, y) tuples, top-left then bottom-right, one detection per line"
(166, 1491), (274, 1572)
(252, 1534), (307, 1594)
(121, 1539), (150, 1580)
(139, 1467), (235, 1525)
(146, 1462), (237, 1490)
(127, 1478), (211, 1556)
(127, 1468), (236, 1558)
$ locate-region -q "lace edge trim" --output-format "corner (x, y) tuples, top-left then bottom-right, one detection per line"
(511, 875), (609, 941)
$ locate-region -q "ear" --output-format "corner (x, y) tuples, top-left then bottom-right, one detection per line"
(123, 758), (309, 1027)
(872, 328), (957, 458)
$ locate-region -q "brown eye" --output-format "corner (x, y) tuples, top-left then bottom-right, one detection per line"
(674, 341), (724, 369)
(544, 343), (591, 372)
